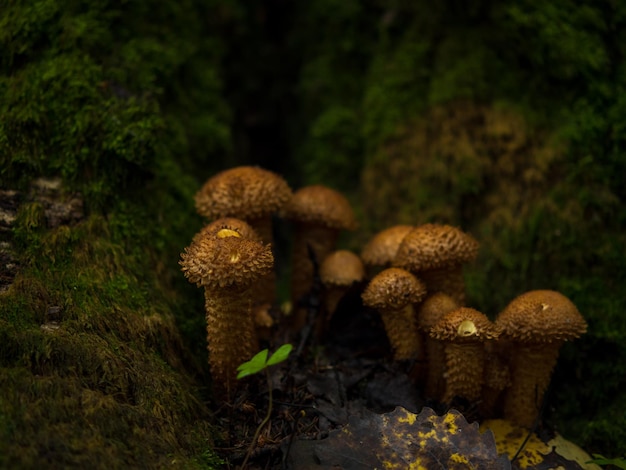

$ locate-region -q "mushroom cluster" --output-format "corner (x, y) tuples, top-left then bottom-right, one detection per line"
(181, 165), (588, 430)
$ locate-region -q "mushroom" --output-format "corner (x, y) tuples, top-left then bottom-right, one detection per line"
(361, 225), (413, 275)
(361, 268), (427, 361)
(393, 224), (479, 305)
(180, 222), (274, 401)
(416, 292), (460, 400)
(282, 185), (357, 329)
(194, 166), (292, 306)
(194, 217), (279, 336)
(319, 250), (366, 328)
(430, 307), (500, 404)
(495, 290), (587, 428)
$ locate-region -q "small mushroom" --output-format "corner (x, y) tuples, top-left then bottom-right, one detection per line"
(393, 224), (479, 305)
(319, 250), (366, 327)
(194, 166), (292, 306)
(416, 292), (460, 400)
(361, 268), (427, 361)
(283, 185), (357, 329)
(361, 225), (413, 275)
(430, 307), (500, 404)
(180, 222), (274, 401)
(496, 290), (587, 428)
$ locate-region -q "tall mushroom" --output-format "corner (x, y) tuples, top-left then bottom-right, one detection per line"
(194, 166), (292, 306)
(416, 292), (460, 400)
(361, 225), (413, 276)
(430, 307), (500, 404)
(393, 224), (479, 305)
(283, 185), (357, 329)
(495, 290), (587, 428)
(180, 222), (274, 402)
(361, 267), (427, 361)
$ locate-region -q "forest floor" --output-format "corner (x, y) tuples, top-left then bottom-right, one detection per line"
(211, 284), (589, 470)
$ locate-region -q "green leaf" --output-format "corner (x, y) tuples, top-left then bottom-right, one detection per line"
(266, 343), (292, 366)
(236, 349), (269, 379)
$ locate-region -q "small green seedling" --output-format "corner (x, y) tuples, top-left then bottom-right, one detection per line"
(236, 343), (293, 379)
(236, 344), (292, 469)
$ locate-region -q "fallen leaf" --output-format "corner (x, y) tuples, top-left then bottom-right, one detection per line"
(288, 406), (510, 469)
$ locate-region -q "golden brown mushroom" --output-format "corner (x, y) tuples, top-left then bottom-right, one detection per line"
(180, 222), (273, 401)
(194, 166), (292, 243)
(416, 293), (460, 400)
(361, 268), (427, 361)
(361, 225), (413, 275)
(393, 224), (479, 305)
(283, 185), (357, 329)
(430, 307), (500, 404)
(194, 166), (292, 307)
(496, 290), (587, 428)
(319, 250), (366, 323)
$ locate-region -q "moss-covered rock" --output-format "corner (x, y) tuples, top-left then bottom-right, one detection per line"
(0, 0), (232, 467)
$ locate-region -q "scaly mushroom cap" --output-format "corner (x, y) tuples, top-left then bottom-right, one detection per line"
(180, 229), (273, 289)
(320, 250), (366, 287)
(416, 292), (460, 332)
(496, 290), (587, 342)
(194, 166), (292, 220)
(362, 267), (427, 310)
(282, 185), (357, 230)
(430, 307), (500, 342)
(361, 225), (413, 267)
(393, 224), (479, 271)
(192, 217), (261, 243)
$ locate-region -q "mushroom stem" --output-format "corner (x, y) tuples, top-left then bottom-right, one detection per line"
(503, 341), (562, 428)
(480, 341), (511, 418)
(380, 305), (424, 361)
(244, 216), (277, 309)
(442, 342), (485, 403)
(420, 267), (467, 305)
(289, 224), (339, 329)
(424, 338), (446, 400)
(205, 286), (259, 401)
(324, 286), (347, 321)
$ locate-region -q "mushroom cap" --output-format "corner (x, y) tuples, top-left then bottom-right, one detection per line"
(430, 307), (500, 342)
(361, 225), (413, 267)
(496, 290), (587, 343)
(393, 224), (479, 271)
(194, 166), (292, 220)
(320, 250), (365, 286)
(180, 229), (273, 289)
(417, 292), (460, 332)
(362, 267), (427, 311)
(282, 185), (357, 230)
(193, 217), (261, 243)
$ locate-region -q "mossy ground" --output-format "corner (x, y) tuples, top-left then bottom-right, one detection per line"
(0, 0), (232, 467)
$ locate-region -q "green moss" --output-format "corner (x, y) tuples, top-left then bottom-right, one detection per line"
(0, 0), (230, 466)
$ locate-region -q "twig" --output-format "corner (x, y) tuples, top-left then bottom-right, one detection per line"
(240, 367), (274, 469)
